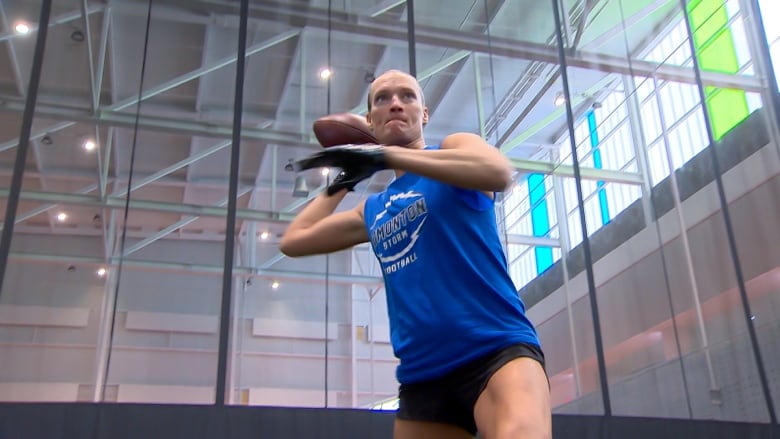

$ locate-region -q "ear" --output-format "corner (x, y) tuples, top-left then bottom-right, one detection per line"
(422, 107), (429, 126)
(365, 112), (373, 130)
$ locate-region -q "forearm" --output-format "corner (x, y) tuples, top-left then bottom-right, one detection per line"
(279, 190), (367, 257)
(383, 136), (513, 191)
(286, 190), (346, 232)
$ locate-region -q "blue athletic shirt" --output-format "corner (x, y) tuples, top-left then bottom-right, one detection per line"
(363, 144), (540, 384)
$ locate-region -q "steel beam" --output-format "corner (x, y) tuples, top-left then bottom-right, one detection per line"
(0, 4), (105, 44)
(106, 29), (300, 113)
(0, 183), (99, 229)
(498, 74), (616, 151)
(0, 97), (319, 147)
(0, 1), (51, 218)
(0, 122), (76, 153)
(585, 0), (671, 50)
(348, 50), (471, 115)
(121, 187), (252, 256)
(8, 251), (383, 285)
(366, 0), (406, 18)
(509, 157), (642, 184)
(112, 139), (232, 197)
(11, 188), (297, 223)
(504, 233), (560, 248)
(154, 0), (763, 91)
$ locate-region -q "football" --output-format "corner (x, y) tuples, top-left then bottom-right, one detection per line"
(312, 113), (378, 148)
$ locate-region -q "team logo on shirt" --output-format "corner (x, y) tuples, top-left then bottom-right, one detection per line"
(369, 191), (427, 274)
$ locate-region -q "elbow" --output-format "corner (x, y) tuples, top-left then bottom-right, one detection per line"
(488, 163), (514, 192)
(279, 236), (303, 258)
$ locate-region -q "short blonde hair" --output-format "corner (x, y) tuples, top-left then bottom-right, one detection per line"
(366, 69), (426, 111)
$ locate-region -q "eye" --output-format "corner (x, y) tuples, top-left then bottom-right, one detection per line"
(374, 93), (388, 104)
(403, 91), (416, 101)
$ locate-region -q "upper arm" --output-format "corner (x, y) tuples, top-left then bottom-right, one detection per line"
(440, 132), (511, 198)
(440, 132), (504, 159)
(279, 201), (368, 257)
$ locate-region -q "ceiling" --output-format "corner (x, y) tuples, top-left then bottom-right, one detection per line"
(0, 0), (683, 276)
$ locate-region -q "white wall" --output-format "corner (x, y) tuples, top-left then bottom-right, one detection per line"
(0, 233), (398, 407)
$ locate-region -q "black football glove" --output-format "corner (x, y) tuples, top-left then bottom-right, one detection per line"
(326, 167), (376, 196)
(285, 144), (387, 173)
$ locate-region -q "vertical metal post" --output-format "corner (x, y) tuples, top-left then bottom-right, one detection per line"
(93, 209), (118, 401)
(622, 75), (656, 227)
(679, 0), (776, 424)
(215, 0), (249, 406)
(350, 289), (358, 407)
(93, 264), (119, 401)
(652, 75), (720, 400)
(473, 54), (486, 139)
(550, 153), (582, 397)
(270, 144), (278, 211)
(299, 30), (307, 134)
(560, 0), (573, 46)
(0, 0), (52, 294)
(368, 289), (376, 403)
(551, 0), (612, 416)
(406, 0), (416, 76)
(623, 71), (694, 415)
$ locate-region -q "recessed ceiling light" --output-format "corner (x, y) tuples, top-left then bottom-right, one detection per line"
(271, 280), (280, 290)
(554, 92), (566, 107)
(83, 140), (96, 151)
(96, 267), (107, 277)
(56, 212), (67, 222)
(14, 22), (31, 35)
(259, 231), (270, 240)
(319, 67), (332, 80)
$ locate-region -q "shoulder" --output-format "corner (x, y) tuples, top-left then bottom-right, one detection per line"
(440, 132), (490, 149)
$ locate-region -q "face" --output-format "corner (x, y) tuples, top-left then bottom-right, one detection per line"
(366, 70), (429, 147)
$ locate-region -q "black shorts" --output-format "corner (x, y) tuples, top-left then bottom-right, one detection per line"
(396, 343), (546, 435)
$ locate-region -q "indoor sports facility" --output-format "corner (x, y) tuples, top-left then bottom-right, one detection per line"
(0, 0), (778, 438)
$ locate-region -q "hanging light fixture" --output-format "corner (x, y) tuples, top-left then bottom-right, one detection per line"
(292, 175), (309, 198)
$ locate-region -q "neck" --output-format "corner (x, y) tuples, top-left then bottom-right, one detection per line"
(392, 140), (427, 179)
(395, 137), (426, 150)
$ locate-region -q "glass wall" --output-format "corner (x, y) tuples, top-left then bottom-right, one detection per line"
(0, 0), (777, 426)
(528, 0), (780, 422)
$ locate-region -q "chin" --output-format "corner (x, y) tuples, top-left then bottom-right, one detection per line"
(380, 132), (415, 146)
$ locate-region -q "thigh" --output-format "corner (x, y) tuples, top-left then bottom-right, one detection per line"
(473, 357), (551, 439)
(394, 419), (474, 439)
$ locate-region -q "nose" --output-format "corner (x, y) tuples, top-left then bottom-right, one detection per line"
(389, 94), (403, 111)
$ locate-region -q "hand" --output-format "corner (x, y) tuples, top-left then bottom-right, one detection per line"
(285, 144), (387, 173)
(326, 167), (376, 196)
